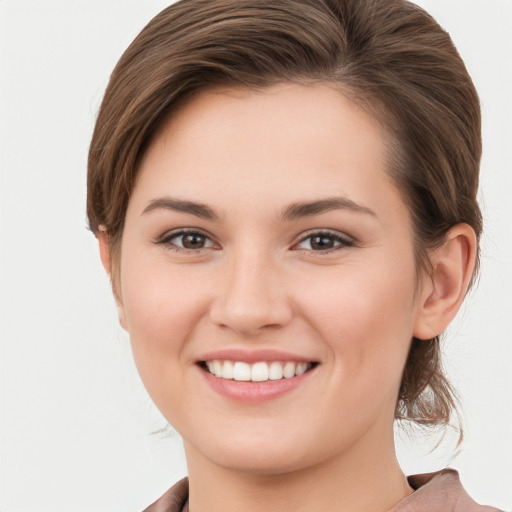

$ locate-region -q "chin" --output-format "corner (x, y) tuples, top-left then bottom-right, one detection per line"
(185, 435), (311, 475)
(183, 427), (333, 476)
(212, 451), (308, 476)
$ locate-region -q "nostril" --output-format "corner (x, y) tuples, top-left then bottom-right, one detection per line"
(208, 264), (294, 334)
(209, 299), (294, 335)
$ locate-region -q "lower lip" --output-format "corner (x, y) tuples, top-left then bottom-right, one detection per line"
(199, 366), (315, 403)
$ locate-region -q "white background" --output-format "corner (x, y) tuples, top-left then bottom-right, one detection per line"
(0, 1), (511, 511)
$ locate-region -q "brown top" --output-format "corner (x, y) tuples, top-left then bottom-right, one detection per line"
(390, 469), (503, 511)
(142, 469), (503, 512)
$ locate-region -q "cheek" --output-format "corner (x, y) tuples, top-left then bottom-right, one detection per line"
(295, 270), (417, 437)
(302, 260), (416, 331)
(121, 246), (210, 335)
(118, 253), (211, 394)
(298, 261), (417, 379)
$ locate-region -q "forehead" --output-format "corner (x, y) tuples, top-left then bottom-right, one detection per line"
(132, 83), (406, 224)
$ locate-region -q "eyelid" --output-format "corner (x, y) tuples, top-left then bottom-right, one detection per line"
(155, 227), (219, 251)
(154, 227), (354, 253)
(292, 229), (355, 252)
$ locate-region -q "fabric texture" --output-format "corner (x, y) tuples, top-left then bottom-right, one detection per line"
(142, 478), (189, 512)
(142, 469), (503, 512)
(390, 469), (503, 512)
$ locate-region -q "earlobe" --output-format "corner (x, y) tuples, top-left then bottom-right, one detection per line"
(116, 303), (128, 331)
(413, 224), (477, 340)
(97, 226), (112, 274)
(97, 226), (128, 331)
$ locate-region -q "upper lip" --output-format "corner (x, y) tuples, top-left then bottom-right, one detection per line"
(197, 348), (318, 364)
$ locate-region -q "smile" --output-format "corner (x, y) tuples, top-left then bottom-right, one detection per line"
(203, 360), (315, 382)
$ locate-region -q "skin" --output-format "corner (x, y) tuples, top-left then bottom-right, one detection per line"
(99, 83), (476, 512)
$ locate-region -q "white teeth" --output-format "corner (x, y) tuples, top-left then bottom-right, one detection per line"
(223, 360), (234, 379)
(213, 360), (223, 376)
(233, 362), (251, 381)
(269, 361), (283, 380)
(251, 362), (269, 382)
(295, 362), (308, 376)
(283, 362), (295, 379)
(206, 360), (313, 381)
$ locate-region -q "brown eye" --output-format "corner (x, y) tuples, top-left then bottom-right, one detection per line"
(158, 230), (216, 251)
(295, 231), (354, 252)
(181, 233), (207, 249)
(310, 235), (336, 250)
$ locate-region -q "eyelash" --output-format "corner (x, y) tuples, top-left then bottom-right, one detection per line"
(155, 229), (354, 254)
(156, 229), (217, 252)
(293, 230), (355, 254)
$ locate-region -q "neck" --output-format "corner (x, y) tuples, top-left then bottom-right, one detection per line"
(184, 428), (412, 512)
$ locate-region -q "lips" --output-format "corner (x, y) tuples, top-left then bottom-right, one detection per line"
(196, 350), (319, 400)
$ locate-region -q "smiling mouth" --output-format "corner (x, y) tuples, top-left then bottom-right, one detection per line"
(199, 360), (318, 382)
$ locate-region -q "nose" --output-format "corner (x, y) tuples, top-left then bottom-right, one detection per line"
(209, 249), (293, 336)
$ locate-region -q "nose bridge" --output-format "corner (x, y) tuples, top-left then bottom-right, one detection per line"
(210, 244), (292, 334)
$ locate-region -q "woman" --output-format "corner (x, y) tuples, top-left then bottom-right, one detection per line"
(87, 0), (503, 510)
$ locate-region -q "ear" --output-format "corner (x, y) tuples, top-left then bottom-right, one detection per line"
(413, 224), (477, 340)
(97, 227), (128, 331)
(97, 226), (112, 274)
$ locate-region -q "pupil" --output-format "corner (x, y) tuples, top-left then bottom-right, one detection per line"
(183, 234), (205, 248)
(311, 235), (334, 250)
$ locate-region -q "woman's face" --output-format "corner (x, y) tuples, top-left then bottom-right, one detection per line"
(116, 83), (429, 474)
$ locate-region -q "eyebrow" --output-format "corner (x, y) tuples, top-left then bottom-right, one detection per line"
(142, 197), (219, 220)
(141, 196), (376, 222)
(281, 197), (376, 221)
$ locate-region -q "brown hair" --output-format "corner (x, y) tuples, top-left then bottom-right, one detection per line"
(87, 0), (482, 429)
